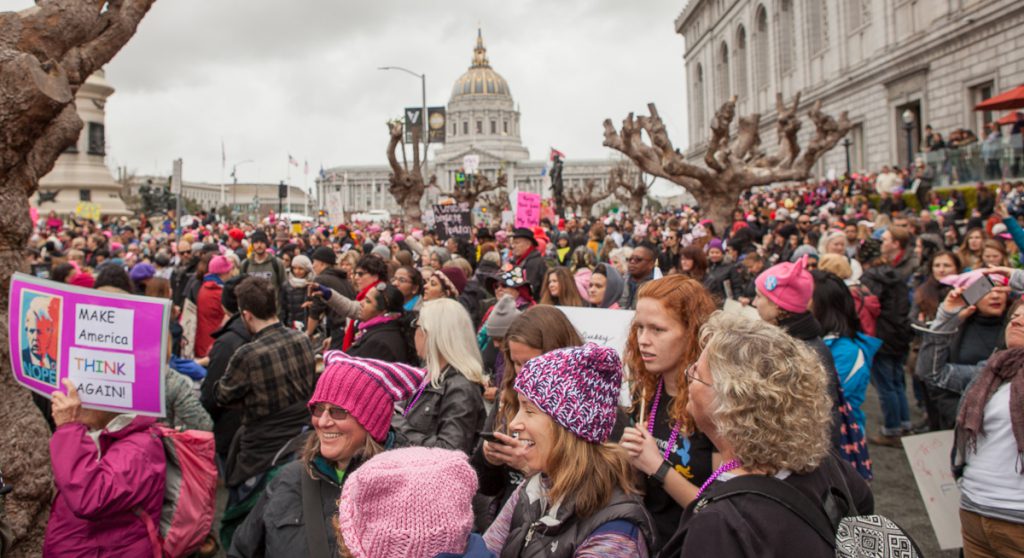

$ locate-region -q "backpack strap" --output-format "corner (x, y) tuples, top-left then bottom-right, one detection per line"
(699, 476), (837, 549)
(133, 507), (163, 558)
(300, 471), (331, 558)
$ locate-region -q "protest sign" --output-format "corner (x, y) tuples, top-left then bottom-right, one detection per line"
(325, 191), (344, 223)
(902, 430), (962, 550)
(557, 306), (635, 407)
(74, 201), (101, 222)
(515, 192), (540, 228)
(432, 203), (473, 239)
(8, 272), (170, 417)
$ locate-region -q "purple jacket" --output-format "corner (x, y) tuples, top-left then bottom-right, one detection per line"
(43, 415), (166, 558)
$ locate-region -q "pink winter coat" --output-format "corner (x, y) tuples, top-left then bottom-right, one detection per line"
(43, 415), (166, 558)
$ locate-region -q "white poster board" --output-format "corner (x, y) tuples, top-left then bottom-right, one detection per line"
(557, 306), (635, 407)
(325, 191), (344, 223)
(902, 430), (962, 550)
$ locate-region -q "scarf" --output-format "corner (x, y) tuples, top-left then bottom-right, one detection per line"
(342, 280), (381, 350)
(287, 273), (309, 289)
(513, 246), (535, 267)
(956, 346), (1024, 474)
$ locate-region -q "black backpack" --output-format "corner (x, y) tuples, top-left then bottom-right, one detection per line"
(695, 460), (923, 557)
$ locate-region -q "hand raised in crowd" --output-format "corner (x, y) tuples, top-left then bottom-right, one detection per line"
(981, 266), (1017, 280)
(619, 425), (663, 476)
(306, 283), (332, 300)
(51, 378), (82, 428)
(941, 287), (974, 320)
(482, 432), (531, 474)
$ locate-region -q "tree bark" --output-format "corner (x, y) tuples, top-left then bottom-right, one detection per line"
(604, 95), (851, 232)
(385, 121), (429, 228)
(452, 171), (505, 209)
(607, 164), (648, 217)
(0, 2), (156, 554)
(564, 177), (611, 218)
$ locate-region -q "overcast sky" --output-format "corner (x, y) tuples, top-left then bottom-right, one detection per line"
(4, 0), (691, 194)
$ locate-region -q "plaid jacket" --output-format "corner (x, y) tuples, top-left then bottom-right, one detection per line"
(216, 322), (316, 424)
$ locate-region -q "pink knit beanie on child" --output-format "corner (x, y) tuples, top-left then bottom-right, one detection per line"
(337, 447), (477, 558)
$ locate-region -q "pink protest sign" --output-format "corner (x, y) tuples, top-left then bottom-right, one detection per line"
(9, 272), (170, 417)
(515, 192), (541, 228)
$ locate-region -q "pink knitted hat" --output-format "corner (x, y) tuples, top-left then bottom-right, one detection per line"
(514, 343), (622, 443)
(755, 255), (814, 313)
(312, 351), (425, 442)
(337, 447), (477, 558)
(208, 255), (232, 275)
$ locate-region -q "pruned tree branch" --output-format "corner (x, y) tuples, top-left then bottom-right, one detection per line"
(452, 170), (505, 208)
(603, 93), (851, 230)
(385, 120), (425, 227)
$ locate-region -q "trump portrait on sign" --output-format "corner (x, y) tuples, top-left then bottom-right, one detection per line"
(19, 290), (61, 387)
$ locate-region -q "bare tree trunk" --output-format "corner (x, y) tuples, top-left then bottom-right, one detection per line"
(385, 121), (429, 228)
(0, 3), (156, 554)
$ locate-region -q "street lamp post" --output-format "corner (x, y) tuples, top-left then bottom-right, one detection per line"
(842, 137), (852, 178)
(378, 66), (428, 170)
(231, 159), (253, 209)
(902, 109), (915, 170)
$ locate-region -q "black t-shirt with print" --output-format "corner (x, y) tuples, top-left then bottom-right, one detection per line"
(641, 392), (716, 552)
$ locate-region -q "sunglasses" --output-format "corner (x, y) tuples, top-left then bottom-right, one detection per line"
(309, 403), (349, 421)
(627, 256), (650, 263)
(354, 270), (367, 277)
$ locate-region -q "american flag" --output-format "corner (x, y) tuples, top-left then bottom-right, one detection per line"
(288, 154), (299, 167)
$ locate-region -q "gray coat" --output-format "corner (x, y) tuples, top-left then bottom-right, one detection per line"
(392, 366), (486, 455)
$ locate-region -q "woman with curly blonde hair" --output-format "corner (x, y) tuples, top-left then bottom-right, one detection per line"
(618, 275), (718, 554)
(660, 312), (874, 557)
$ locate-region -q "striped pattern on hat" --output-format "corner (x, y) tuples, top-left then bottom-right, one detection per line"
(313, 351), (426, 442)
(514, 343), (623, 443)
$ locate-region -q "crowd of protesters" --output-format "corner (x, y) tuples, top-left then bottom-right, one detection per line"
(8, 171), (1024, 557)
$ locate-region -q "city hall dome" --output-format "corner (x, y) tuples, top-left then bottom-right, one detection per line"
(451, 30), (511, 99)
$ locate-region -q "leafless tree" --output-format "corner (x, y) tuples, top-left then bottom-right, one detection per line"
(0, 1), (157, 555)
(452, 171), (505, 209)
(563, 177), (612, 218)
(607, 163), (655, 217)
(604, 94), (851, 230)
(386, 121), (432, 227)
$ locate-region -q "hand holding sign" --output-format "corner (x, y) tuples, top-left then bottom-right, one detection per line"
(51, 378), (82, 428)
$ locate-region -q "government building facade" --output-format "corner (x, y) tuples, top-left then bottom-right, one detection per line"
(319, 31), (621, 220)
(676, 0), (1024, 179)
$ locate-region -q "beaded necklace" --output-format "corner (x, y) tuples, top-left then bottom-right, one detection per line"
(646, 377), (682, 461)
(695, 458), (743, 498)
(403, 381), (429, 417)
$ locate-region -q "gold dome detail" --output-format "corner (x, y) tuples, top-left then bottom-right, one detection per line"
(451, 29), (511, 99)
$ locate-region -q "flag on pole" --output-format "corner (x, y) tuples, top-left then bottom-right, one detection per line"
(549, 147), (566, 161)
(221, 140), (226, 168)
(304, 160), (309, 175)
(319, 164), (327, 180)
(288, 154), (299, 167)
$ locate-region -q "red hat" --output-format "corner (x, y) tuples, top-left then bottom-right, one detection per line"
(228, 228), (244, 241)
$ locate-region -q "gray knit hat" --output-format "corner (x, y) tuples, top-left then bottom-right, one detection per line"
(485, 295), (521, 338)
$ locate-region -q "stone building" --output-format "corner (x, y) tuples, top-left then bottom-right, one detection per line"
(319, 30), (621, 220)
(126, 177), (308, 218)
(676, 0), (1024, 178)
(31, 70), (131, 218)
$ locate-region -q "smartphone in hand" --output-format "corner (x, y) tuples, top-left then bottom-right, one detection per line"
(479, 432), (507, 445)
(962, 275), (994, 307)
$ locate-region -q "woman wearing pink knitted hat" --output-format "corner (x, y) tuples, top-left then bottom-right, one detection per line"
(228, 351), (424, 558)
(483, 343), (654, 557)
(336, 447), (495, 558)
(754, 255), (853, 459)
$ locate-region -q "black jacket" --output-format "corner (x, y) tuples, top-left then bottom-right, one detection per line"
(517, 250), (547, 301)
(348, 319), (414, 365)
(200, 313), (251, 459)
(861, 265), (912, 355)
(459, 278), (495, 330)
(662, 455), (874, 558)
(392, 366), (486, 455)
(309, 268), (356, 342)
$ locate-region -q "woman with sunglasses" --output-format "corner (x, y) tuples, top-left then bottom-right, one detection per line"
(393, 298), (486, 455)
(229, 352), (424, 558)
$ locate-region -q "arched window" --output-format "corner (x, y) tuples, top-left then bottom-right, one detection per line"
(716, 42), (730, 104)
(734, 26), (748, 101)
(778, 0), (795, 74)
(694, 64), (706, 140)
(754, 6), (770, 89)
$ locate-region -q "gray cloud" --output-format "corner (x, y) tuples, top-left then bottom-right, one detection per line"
(1, 0), (690, 194)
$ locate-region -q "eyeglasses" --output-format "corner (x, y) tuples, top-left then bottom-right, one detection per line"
(309, 403), (349, 421)
(684, 363), (711, 387)
(798, 220), (811, 225)
(354, 270), (367, 277)
(392, 276), (412, 284)
(627, 256), (650, 263)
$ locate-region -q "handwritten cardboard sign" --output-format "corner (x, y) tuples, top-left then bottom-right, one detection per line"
(9, 272), (170, 417)
(432, 203), (473, 239)
(902, 430), (962, 550)
(515, 192), (541, 228)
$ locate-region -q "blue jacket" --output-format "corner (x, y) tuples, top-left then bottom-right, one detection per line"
(824, 333), (882, 435)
